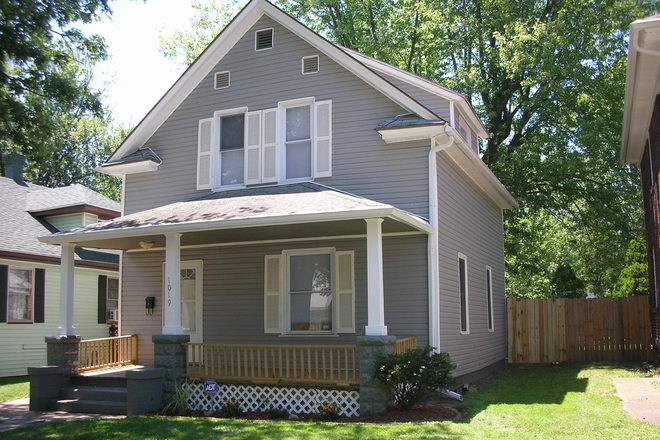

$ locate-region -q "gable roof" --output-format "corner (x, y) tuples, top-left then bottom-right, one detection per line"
(26, 184), (121, 218)
(0, 176), (119, 266)
(106, 0), (476, 165)
(621, 15), (660, 164)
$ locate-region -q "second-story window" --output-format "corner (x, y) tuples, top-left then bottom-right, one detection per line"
(219, 114), (245, 186)
(285, 104), (312, 179)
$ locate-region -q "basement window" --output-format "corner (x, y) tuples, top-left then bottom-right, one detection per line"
(255, 28), (274, 51)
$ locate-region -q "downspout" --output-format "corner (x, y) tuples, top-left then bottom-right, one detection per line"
(633, 41), (660, 58)
(428, 128), (454, 350)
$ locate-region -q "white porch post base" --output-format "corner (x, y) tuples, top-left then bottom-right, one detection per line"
(57, 243), (76, 336)
(163, 233), (183, 335)
(364, 325), (388, 336)
(365, 218), (387, 335)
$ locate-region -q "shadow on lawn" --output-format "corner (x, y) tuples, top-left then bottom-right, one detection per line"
(460, 363), (588, 420)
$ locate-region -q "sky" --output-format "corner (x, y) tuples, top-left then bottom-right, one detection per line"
(80, 0), (196, 126)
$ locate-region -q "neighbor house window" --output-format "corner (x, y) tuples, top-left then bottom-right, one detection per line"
(486, 266), (494, 331)
(7, 267), (34, 323)
(107, 277), (119, 322)
(459, 254), (469, 333)
(288, 251), (332, 333)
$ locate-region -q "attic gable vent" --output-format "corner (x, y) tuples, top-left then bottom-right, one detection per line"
(214, 71), (230, 89)
(302, 55), (319, 74)
(255, 28), (273, 51)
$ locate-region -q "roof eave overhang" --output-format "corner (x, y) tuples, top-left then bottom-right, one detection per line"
(97, 159), (161, 177)
(106, 0), (436, 165)
(38, 206), (433, 246)
(621, 16), (660, 165)
(376, 123), (447, 144)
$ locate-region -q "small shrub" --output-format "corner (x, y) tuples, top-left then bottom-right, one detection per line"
(267, 407), (289, 419)
(316, 400), (342, 421)
(374, 346), (456, 410)
(163, 379), (192, 415)
(219, 398), (243, 417)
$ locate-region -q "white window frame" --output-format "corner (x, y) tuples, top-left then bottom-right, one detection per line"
(486, 266), (494, 332)
(279, 97), (315, 183)
(7, 266), (34, 324)
(213, 107), (248, 190)
(458, 253), (469, 334)
(284, 248), (335, 335)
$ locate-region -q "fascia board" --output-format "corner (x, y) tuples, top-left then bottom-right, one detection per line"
(352, 51), (489, 138)
(439, 129), (518, 209)
(38, 206), (432, 245)
(622, 18), (660, 164)
(108, 0), (436, 164)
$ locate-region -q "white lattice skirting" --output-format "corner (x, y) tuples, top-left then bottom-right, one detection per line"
(184, 383), (360, 417)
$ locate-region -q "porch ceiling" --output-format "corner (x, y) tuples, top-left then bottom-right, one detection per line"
(38, 183), (431, 251)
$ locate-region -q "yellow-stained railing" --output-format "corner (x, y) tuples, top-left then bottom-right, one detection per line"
(78, 335), (137, 371)
(184, 343), (359, 387)
(394, 336), (417, 354)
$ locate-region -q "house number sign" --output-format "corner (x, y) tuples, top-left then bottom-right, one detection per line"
(166, 276), (172, 307)
(204, 379), (219, 396)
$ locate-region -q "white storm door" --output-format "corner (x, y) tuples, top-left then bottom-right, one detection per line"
(180, 260), (203, 344)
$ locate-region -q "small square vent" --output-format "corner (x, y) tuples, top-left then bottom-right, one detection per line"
(255, 28), (273, 51)
(302, 55), (319, 74)
(214, 71), (230, 89)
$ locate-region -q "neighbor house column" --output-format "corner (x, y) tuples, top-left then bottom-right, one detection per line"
(365, 218), (387, 335)
(57, 243), (76, 336)
(162, 233), (183, 335)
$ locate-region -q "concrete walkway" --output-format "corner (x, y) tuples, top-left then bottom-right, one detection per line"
(613, 377), (660, 424)
(0, 398), (124, 433)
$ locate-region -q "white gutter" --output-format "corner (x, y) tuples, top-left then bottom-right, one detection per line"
(632, 40), (660, 58)
(428, 129), (455, 350)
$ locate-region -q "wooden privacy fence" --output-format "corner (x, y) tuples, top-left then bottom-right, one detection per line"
(78, 335), (138, 371)
(508, 296), (652, 363)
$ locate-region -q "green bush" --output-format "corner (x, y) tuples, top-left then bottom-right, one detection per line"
(163, 380), (192, 415)
(219, 398), (243, 417)
(374, 346), (456, 410)
(267, 407), (289, 419)
(316, 400), (342, 421)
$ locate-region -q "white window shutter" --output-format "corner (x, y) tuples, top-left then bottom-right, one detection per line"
(264, 255), (282, 334)
(335, 251), (355, 333)
(197, 118), (214, 190)
(245, 111), (262, 185)
(314, 100), (332, 178)
(262, 108), (278, 183)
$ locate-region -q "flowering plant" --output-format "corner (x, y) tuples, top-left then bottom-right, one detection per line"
(316, 400), (342, 421)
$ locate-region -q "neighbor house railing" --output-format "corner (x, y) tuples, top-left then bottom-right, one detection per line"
(78, 335), (137, 371)
(183, 343), (359, 387)
(394, 336), (417, 354)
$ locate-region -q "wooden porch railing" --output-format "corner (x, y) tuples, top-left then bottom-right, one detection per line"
(394, 336), (417, 354)
(183, 343), (359, 387)
(78, 335), (137, 371)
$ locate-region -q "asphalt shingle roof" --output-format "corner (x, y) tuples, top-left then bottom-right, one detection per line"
(26, 184), (120, 214)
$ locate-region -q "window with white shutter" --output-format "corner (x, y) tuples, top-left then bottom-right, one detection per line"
(314, 100), (332, 178)
(335, 251), (355, 333)
(197, 118), (213, 190)
(264, 255), (282, 333)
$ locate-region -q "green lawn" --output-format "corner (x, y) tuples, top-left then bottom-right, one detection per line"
(2, 364), (660, 439)
(0, 376), (29, 403)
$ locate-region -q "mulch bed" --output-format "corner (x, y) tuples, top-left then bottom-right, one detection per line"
(160, 403), (460, 423)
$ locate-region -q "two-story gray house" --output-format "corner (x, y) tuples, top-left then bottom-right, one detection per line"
(40, 0), (516, 414)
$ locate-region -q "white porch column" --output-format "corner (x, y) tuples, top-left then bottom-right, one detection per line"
(365, 218), (387, 335)
(57, 243), (76, 336)
(162, 233), (183, 335)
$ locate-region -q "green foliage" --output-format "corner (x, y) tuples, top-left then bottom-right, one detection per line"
(551, 263), (586, 298)
(315, 400), (341, 421)
(374, 347), (456, 410)
(267, 407), (289, 419)
(163, 380), (191, 415)
(219, 398), (244, 417)
(612, 238), (650, 297)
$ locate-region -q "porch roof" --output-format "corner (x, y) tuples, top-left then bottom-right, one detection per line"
(38, 183), (432, 250)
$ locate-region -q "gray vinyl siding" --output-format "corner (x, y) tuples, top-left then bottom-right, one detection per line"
(120, 235), (428, 368)
(372, 70), (452, 122)
(435, 153), (506, 377)
(124, 14), (430, 220)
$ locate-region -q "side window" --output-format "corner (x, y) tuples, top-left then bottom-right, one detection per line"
(7, 267), (34, 323)
(458, 254), (469, 334)
(486, 266), (494, 331)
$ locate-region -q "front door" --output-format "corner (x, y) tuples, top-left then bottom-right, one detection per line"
(180, 260), (203, 344)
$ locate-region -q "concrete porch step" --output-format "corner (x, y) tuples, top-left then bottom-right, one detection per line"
(59, 385), (127, 402)
(49, 399), (127, 415)
(70, 375), (127, 389)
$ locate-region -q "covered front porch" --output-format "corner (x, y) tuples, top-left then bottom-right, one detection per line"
(38, 183), (434, 415)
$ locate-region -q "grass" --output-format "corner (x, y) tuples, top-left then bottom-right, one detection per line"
(0, 376), (29, 403)
(2, 364), (660, 439)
